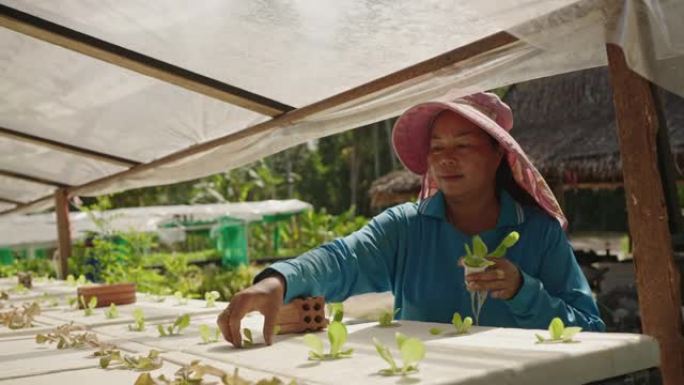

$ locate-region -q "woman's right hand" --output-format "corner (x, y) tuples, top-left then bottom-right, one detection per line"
(216, 274), (285, 348)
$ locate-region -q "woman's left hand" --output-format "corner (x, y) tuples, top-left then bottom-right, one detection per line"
(464, 258), (522, 300)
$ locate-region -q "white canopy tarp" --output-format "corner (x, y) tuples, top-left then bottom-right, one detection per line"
(0, 0), (682, 213)
(0, 199), (311, 248)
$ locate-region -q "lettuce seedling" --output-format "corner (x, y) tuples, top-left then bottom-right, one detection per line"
(535, 317), (582, 344)
(129, 308), (146, 331)
(198, 324), (221, 344)
(303, 321), (353, 360)
(173, 291), (188, 306)
(1, 302), (40, 329)
(80, 295), (98, 316)
(451, 312), (473, 335)
(327, 302), (344, 322)
(157, 314), (191, 337)
(373, 332), (426, 376)
(378, 308), (400, 327)
(36, 323), (107, 349)
(105, 303), (119, 319)
(10, 283), (29, 294)
(67, 296), (78, 309)
(242, 328), (255, 347)
(204, 291), (220, 308)
(134, 361), (295, 385)
(96, 348), (162, 371)
(462, 231), (520, 268)
(66, 274), (87, 287)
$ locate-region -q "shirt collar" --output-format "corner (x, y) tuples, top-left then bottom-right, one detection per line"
(418, 189), (524, 227)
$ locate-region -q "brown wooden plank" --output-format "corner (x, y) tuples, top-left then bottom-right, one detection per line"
(0, 4), (293, 117)
(606, 43), (684, 385)
(0, 126), (140, 168)
(0, 169), (69, 188)
(54, 188), (71, 279)
(0, 197), (21, 206)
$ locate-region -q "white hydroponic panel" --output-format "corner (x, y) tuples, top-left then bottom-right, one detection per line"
(93, 313), (227, 351)
(181, 320), (660, 385)
(39, 299), (221, 328)
(0, 333), (113, 380)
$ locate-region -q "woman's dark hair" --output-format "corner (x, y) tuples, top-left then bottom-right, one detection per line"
(495, 160), (541, 209)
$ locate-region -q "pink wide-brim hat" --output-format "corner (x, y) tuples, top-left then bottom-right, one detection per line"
(392, 92), (567, 229)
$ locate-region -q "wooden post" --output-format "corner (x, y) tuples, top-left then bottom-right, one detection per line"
(606, 43), (684, 385)
(54, 188), (71, 279)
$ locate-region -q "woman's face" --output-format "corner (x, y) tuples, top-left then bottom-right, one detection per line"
(427, 110), (503, 200)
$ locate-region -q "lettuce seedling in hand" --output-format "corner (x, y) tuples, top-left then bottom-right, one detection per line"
(303, 321), (353, 360)
(378, 308), (400, 327)
(129, 308), (146, 331)
(204, 291), (220, 308)
(198, 324), (221, 344)
(373, 332), (426, 376)
(157, 314), (191, 337)
(535, 317), (582, 344)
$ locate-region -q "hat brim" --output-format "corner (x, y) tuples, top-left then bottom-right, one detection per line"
(392, 101), (512, 174)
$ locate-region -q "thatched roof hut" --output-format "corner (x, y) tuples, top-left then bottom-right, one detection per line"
(369, 170), (421, 209)
(369, 66), (684, 210)
(507, 66), (684, 188)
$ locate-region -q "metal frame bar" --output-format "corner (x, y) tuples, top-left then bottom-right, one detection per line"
(0, 4), (294, 117)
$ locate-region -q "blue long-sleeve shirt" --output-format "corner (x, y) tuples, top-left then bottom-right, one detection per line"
(262, 190), (605, 331)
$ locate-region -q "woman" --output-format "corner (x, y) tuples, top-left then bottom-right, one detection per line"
(218, 92), (605, 347)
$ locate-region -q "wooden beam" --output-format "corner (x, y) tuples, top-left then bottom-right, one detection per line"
(0, 195), (52, 215)
(1, 31), (519, 216)
(67, 31), (519, 198)
(0, 126), (140, 168)
(606, 43), (684, 385)
(0, 197), (21, 206)
(0, 5), (293, 117)
(54, 188), (71, 279)
(0, 169), (69, 188)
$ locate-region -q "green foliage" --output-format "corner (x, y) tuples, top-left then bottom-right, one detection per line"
(378, 308), (400, 328)
(198, 324), (221, 344)
(451, 312), (473, 335)
(303, 321), (353, 360)
(196, 264), (258, 302)
(157, 314), (191, 337)
(373, 332), (426, 376)
(429, 327), (443, 335)
(129, 308), (146, 332)
(535, 317), (582, 343)
(0, 257), (56, 279)
(105, 303), (119, 319)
